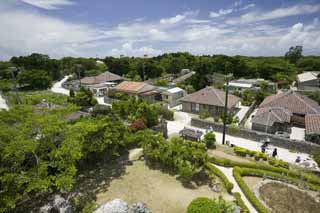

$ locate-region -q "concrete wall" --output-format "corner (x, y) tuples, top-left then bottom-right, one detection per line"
(182, 101), (235, 117)
(191, 118), (320, 154)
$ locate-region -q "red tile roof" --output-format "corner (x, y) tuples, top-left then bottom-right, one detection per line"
(253, 107), (292, 126)
(81, 71), (124, 85)
(305, 114), (320, 135)
(260, 90), (320, 115)
(114, 81), (155, 94)
(180, 86), (240, 108)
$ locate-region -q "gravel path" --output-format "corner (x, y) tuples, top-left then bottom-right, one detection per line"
(0, 93), (9, 110)
(214, 165), (258, 213)
(51, 75), (71, 96)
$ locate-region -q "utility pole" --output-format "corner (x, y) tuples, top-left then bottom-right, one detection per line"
(222, 73), (233, 145)
(9, 66), (21, 104)
(142, 54), (148, 81)
(75, 64), (82, 88)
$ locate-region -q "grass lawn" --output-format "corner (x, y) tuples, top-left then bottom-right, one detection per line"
(95, 160), (232, 213)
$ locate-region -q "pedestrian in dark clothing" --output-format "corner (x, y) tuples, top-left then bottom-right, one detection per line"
(272, 148), (277, 158)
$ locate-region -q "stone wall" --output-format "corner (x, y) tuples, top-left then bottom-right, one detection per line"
(191, 118), (320, 154)
(238, 101), (256, 126)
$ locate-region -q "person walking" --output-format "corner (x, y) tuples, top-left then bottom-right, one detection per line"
(272, 148), (278, 158)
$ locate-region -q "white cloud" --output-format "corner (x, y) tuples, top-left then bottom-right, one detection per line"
(111, 42), (162, 57)
(228, 4), (320, 24)
(209, 8), (233, 18)
(240, 3), (255, 11)
(21, 0), (74, 10)
(160, 14), (186, 24)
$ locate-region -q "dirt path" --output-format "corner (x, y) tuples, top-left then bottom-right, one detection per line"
(0, 93), (8, 110)
(51, 75), (70, 96)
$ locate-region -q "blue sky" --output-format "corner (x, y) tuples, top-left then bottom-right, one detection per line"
(0, 0), (320, 59)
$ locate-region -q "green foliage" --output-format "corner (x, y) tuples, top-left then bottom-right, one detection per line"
(17, 69), (52, 89)
(203, 132), (216, 149)
(304, 91), (320, 105)
(233, 167), (269, 213)
(199, 110), (210, 119)
(205, 163), (233, 193)
(187, 197), (233, 213)
(241, 89), (256, 106)
(154, 79), (169, 86)
(313, 151), (320, 167)
(233, 192), (249, 213)
(285, 46), (303, 64)
(69, 87), (97, 107)
(141, 136), (208, 182)
(156, 105), (174, 120)
(112, 98), (158, 127)
(0, 79), (13, 92)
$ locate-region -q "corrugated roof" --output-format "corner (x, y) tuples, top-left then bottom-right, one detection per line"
(167, 87), (184, 93)
(305, 114), (320, 135)
(297, 71), (319, 83)
(81, 71), (124, 85)
(180, 86), (240, 108)
(260, 90), (320, 115)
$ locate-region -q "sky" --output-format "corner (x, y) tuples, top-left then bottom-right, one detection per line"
(0, 0), (320, 59)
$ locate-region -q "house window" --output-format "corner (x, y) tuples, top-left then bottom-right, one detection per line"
(195, 103), (199, 112)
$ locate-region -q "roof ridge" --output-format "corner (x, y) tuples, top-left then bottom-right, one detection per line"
(292, 92), (319, 113)
(211, 87), (224, 105)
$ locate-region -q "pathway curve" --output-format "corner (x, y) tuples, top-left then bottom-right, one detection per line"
(0, 93), (9, 110)
(51, 75), (71, 96)
(214, 164), (257, 213)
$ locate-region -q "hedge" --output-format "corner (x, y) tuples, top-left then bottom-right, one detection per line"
(238, 168), (320, 191)
(233, 147), (288, 168)
(205, 163), (234, 193)
(209, 156), (320, 186)
(233, 192), (249, 213)
(233, 167), (269, 213)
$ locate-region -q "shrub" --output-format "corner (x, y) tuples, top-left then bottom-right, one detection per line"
(206, 163), (233, 193)
(233, 167), (269, 213)
(203, 132), (216, 149)
(187, 197), (233, 213)
(233, 192), (249, 213)
(313, 151), (320, 167)
(209, 156), (320, 186)
(234, 147), (247, 157)
(129, 118), (147, 132)
(254, 153), (261, 161)
(154, 79), (168, 86)
(157, 107), (174, 121)
(199, 110), (210, 119)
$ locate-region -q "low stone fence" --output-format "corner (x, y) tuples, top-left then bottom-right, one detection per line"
(191, 118), (320, 154)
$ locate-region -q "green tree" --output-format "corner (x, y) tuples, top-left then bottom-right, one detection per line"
(187, 197), (233, 213)
(17, 69), (52, 89)
(285, 46), (303, 64)
(203, 132), (216, 149)
(69, 87), (97, 107)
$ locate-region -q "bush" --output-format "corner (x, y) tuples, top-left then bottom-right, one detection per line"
(206, 163), (233, 193)
(154, 79), (168, 86)
(234, 147), (247, 157)
(254, 153), (261, 161)
(157, 107), (174, 121)
(209, 156), (320, 186)
(203, 132), (216, 149)
(199, 110), (210, 119)
(187, 197), (233, 213)
(233, 192), (249, 213)
(313, 151), (320, 167)
(129, 118), (147, 132)
(233, 167), (269, 213)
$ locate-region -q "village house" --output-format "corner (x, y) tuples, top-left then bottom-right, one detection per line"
(111, 81), (161, 103)
(252, 90), (320, 135)
(180, 86), (241, 117)
(305, 114), (320, 144)
(296, 71), (320, 91)
(228, 78), (278, 94)
(81, 71), (124, 96)
(161, 87), (186, 107)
